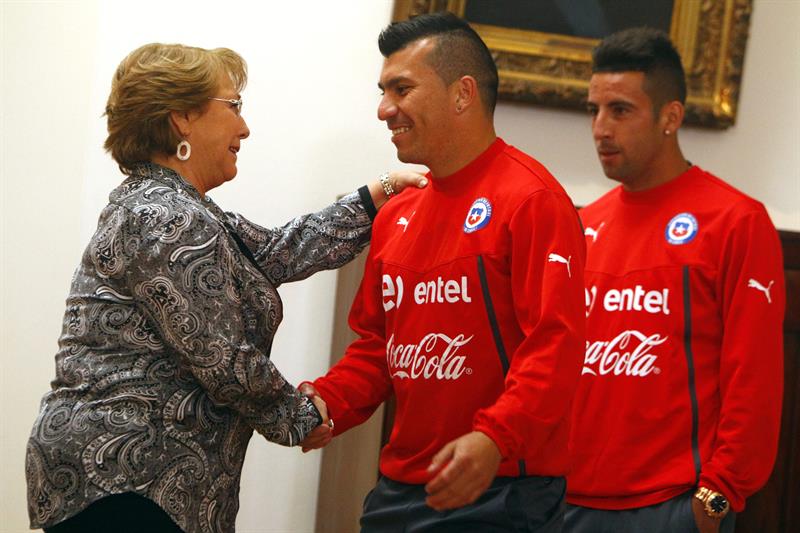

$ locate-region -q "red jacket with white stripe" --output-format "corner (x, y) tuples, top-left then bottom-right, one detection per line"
(567, 166), (785, 512)
(314, 138), (585, 483)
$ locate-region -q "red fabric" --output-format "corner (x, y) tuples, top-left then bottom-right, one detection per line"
(314, 138), (586, 483)
(567, 166), (785, 512)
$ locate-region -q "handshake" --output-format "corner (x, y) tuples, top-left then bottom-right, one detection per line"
(293, 382), (504, 512)
(298, 382), (333, 453)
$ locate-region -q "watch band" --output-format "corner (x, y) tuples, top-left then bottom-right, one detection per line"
(379, 172), (395, 198)
(694, 486), (730, 519)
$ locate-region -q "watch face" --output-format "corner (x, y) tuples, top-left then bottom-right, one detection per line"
(709, 495), (729, 514)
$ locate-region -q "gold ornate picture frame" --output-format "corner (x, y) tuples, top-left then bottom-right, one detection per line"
(392, 0), (753, 128)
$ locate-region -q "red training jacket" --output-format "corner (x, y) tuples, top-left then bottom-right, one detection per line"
(567, 166), (785, 512)
(314, 138), (586, 483)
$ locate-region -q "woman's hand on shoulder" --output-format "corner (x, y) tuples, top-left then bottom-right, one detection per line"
(388, 170), (428, 195)
(368, 170), (428, 210)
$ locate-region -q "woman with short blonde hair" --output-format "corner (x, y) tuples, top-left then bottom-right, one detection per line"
(105, 44), (248, 174)
(25, 42), (426, 533)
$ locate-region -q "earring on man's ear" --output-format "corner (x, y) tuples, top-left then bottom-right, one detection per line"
(177, 140), (191, 161)
(664, 130), (671, 136)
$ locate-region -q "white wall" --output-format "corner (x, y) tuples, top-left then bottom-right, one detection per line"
(2, 1), (798, 532)
(2, 2), (98, 532)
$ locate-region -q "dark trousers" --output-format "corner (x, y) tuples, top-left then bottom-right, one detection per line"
(43, 492), (184, 533)
(361, 475), (566, 532)
(564, 491), (736, 533)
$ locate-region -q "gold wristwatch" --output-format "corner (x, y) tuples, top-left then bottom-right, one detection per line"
(694, 487), (730, 519)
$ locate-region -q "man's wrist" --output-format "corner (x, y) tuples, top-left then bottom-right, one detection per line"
(298, 381), (317, 395)
(694, 486), (730, 519)
(472, 427), (507, 460)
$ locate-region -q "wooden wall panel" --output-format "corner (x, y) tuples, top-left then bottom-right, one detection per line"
(736, 231), (800, 532)
(314, 250), (382, 533)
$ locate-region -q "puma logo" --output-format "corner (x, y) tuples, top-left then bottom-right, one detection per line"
(584, 222), (605, 243)
(548, 253), (572, 278)
(397, 211), (415, 232)
(747, 278), (774, 304)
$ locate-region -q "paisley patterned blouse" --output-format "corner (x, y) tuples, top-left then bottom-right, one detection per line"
(26, 163), (375, 533)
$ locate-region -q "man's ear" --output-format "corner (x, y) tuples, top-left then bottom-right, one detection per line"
(453, 75), (479, 113)
(660, 100), (685, 134)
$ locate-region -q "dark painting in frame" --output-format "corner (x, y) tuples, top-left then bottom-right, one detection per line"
(391, 0), (753, 128)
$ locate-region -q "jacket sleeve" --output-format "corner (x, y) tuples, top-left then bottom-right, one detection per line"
(225, 188), (375, 286)
(699, 207), (785, 512)
(311, 241), (394, 434)
(472, 190), (586, 460)
(107, 204), (322, 446)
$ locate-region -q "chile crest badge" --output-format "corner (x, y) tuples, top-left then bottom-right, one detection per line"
(464, 198), (492, 233)
(665, 212), (698, 245)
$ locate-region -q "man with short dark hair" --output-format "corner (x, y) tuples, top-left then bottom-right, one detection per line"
(566, 27), (784, 533)
(301, 12), (585, 532)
